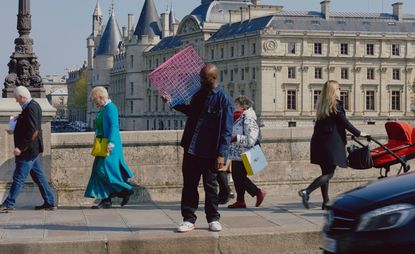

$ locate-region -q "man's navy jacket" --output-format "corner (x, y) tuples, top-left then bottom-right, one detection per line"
(174, 85), (234, 160)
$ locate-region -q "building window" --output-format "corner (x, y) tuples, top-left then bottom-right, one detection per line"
(211, 49), (214, 60)
(231, 46), (234, 57)
(147, 120), (149, 130)
(341, 68), (349, 79)
(392, 44), (400, 56)
(220, 48), (224, 59)
(366, 44), (374, 55)
(367, 68), (375, 80)
(130, 55), (134, 68)
(340, 43), (348, 55)
(366, 90), (375, 110)
(391, 90), (401, 110)
(252, 43), (256, 54)
(314, 42), (322, 55)
(393, 68), (400, 80)
(313, 90), (321, 109)
(130, 82), (134, 94)
(241, 44), (245, 56)
(314, 67), (322, 79)
(174, 120), (178, 130)
(230, 69), (234, 81)
(288, 67), (296, 79)
(241, 90), (245, 96)
(288, 42), (296, 54)
(241, 69), (245, 81)
(220, 70), (224, 82)
(148, 96), (151, 112)
(252, 67), (256, 80)
(168, 120), (171, 130)
(340, 90), (350, 110)
(287, 90), (297, 110)
(153, 119), (156, 130)
(130, 101), (133, 113)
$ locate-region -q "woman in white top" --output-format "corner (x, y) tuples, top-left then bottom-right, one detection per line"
(227, 96), (266, 208)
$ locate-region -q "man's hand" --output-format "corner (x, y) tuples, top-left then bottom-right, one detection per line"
(161, 95), (171, 104)
(14, 148), (21, 156)
(216, 156), (225, 170)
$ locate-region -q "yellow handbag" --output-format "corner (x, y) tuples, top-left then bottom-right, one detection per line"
(91, 137), (110, 157)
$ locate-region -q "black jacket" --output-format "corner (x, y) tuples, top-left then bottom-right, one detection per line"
(310, 100), (360, 168)
(14, 100), (44, 159)
(174, 85), (234, 159)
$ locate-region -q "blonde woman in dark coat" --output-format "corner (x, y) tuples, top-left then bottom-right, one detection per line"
(298, 80), (368, 210)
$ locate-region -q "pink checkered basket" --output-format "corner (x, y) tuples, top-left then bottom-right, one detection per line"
(148, 46), (205, 107)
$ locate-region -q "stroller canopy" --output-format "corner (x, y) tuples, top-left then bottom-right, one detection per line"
(385, 122), (414, 145)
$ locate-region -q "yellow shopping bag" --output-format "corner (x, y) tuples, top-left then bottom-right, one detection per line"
(241, 145), (268, 176)
(91, 137), (110, 157)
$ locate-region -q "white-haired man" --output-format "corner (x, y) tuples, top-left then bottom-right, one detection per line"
(0, 86), (56, 212)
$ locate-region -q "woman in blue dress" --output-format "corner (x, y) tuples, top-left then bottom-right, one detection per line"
(85, 86), (134, 209)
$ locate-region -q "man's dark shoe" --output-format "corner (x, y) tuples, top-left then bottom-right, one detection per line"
(35, 203), (57, 211)
(92, 199), (112, 209)
(120, 189), (134, 207)
(0, 205), (14, 213)
(298, 189), (310, 209)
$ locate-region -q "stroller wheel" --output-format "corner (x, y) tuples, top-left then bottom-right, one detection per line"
(404, 165), (411, 173)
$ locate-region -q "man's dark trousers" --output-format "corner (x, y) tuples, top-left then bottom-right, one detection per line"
(181, 152), (220, 224)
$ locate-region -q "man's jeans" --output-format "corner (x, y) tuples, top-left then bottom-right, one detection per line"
(3, 155), (55, 208)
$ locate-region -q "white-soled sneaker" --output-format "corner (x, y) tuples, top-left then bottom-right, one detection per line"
(177, 221), (195, 233)
(208, 221), (222, 232)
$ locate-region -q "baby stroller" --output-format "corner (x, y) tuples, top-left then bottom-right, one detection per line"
(348, 122), (415, 178)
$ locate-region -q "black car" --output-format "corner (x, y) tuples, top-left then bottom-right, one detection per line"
(323, 172), (415, 254)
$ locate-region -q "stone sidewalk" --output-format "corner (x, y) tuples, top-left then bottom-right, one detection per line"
(0, 196), (325, 254)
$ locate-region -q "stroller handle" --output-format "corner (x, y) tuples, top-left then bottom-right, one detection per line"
(350, 134), (407, 167)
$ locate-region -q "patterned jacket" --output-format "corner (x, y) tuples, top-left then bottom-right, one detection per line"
(228, 107), (259, 161)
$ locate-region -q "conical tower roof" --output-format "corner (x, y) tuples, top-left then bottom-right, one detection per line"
(93, 0), (102, 16)
(96, 9), (123, 55)
(134, 0), (161, 39)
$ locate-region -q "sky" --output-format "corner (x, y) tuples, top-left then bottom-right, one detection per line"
(0, 0), (414, 89)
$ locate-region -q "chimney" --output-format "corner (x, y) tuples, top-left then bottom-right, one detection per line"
(320, 0), (330, 19)
(128, 14), (134, 35)
(392, 2), (403, 21)
(161, 12), (169, 38)
(122, 26), (128, 38)
(252, 0), (261, 5)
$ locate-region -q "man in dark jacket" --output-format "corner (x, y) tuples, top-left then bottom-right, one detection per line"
(1, 86), (56, 212)
(162, 64), (234, 232)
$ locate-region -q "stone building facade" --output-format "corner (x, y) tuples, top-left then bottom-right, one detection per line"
(87, 0), (415, 130)
(43, 75), (68, 119)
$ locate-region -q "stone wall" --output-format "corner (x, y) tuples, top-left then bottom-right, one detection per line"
(50, 125), (403, 206)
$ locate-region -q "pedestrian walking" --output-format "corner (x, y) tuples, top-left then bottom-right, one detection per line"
(227, 96), (266, 209)
(298, 80), (369, 210)
(1, 86), (56, 212)
(162, 64), (234, 233)
(85, 86), (134, 209)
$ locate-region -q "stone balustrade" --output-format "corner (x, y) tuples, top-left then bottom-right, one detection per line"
(51, 126), (391, 205)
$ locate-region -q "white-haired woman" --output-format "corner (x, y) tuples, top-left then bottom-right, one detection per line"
(298, 80), (368, 210)
(227, 96), (266, 209)
(85, 86), (134, 209)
